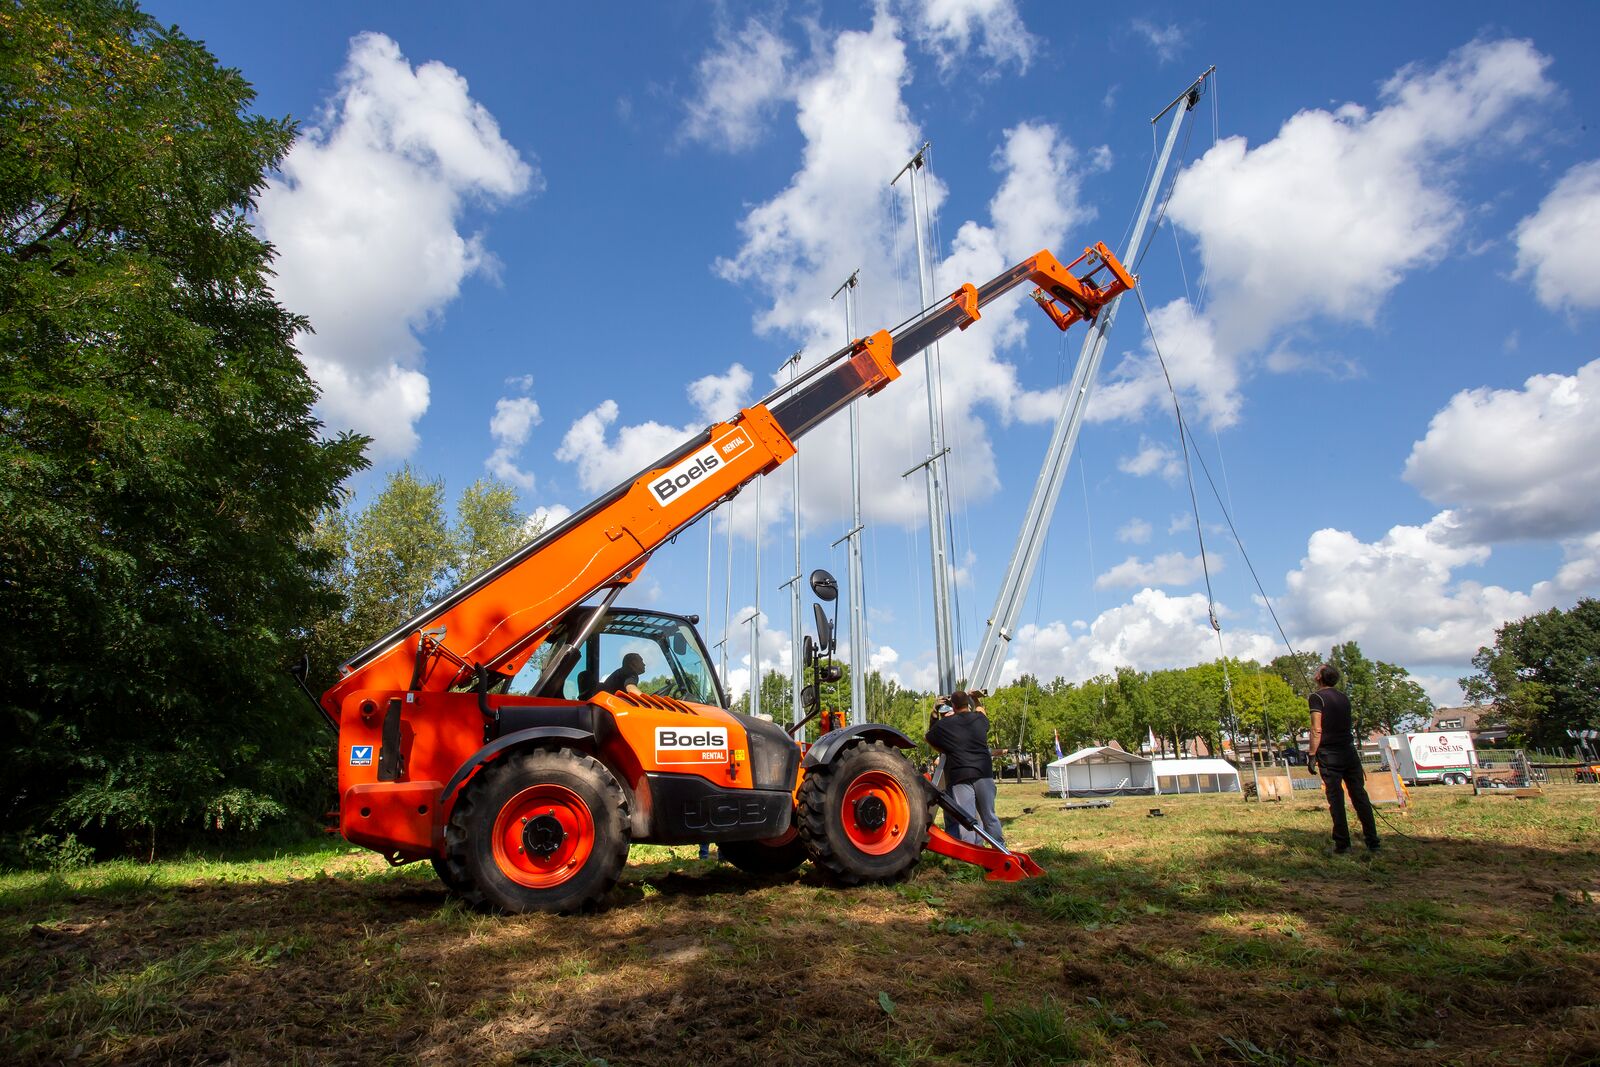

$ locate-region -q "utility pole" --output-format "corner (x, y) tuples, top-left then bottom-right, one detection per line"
(967, 68), (1215, 692)
(779, 350), (804, 727)
(892, 143), (959, 697)
(831, 270), (868, 725)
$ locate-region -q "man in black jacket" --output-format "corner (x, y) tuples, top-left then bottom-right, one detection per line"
(1307, 663), (1379, 854)
(927, 691), (1004, 846)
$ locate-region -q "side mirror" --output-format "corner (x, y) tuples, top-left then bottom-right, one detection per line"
(801, 683), (817, 709)
(812, 603), (834, 654)
(671, 633), (687, 655)
(803, 635), (816, 666)
(809, 569), (838, 602)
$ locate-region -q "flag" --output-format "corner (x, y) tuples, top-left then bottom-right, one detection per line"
(1053, 728), (1063, 760)
(1147, 727), (1158, 755)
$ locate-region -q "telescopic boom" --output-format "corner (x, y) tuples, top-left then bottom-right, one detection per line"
(320, 244), (1134, 719)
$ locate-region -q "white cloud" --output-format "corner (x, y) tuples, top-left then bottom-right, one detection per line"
(256, 33), (534, 458)
(681, 17), (794, 151)
(579, 14), (1096, 536)
(1280, 510), (1598, 665)
(898, 0), (1035, 76)
(1132, 19), (1184, 63)
(1403, 360), (1600, 542)
(1168, 38), (1553, 356)
(1095, 551), (1217, 590)
(1514, 159), (1600, 311)
(1116, 518), (1152, 544)
(486, 393), (541, 489)
(1091, 297), (1240, 429)
(1001, 589), (1278, 682)
(525, 504), (572, 536)
(1116, 437), (1182, 481)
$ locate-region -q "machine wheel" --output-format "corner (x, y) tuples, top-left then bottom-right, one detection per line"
(719, 831), (808, 876)
(446, 747), (630, 914)
(796, 740), (930, 886)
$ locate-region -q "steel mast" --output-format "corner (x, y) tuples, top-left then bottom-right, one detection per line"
(830, 270), (869, 724)
(893, 144), (960, 696)
(968, 68), (1214, 692)
(779, 350), (804, 726)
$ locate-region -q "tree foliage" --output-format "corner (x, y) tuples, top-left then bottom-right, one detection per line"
(1463, 599), (1599, 748)
(307, 472), (540, 691)
(1, 0), (367, 857)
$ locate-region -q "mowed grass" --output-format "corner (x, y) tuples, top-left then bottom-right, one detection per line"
(2, 784), (1597, 1066)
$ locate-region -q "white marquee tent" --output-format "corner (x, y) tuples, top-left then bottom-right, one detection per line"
(1046, 747), (1155, 797)
(1046, 748), (1242, 797)
(1150, 757), (1241, 795)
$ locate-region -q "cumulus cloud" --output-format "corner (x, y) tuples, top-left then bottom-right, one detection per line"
(1132, 19), (1184, 63)
(1001, 589), (1278, 682)
(1403, 360), (1600, 543)
(681, 17), (795, 150)
(1095, 551), (1216, 590)
(576, 14), (1096, 535)
(1116, 437), (1182, 481)
(486, 387), (541, 489)
(525, 504), (572, 536)
(256, 33), (534, 457)
(1091, 297), (1241, 428)
(898, 0), (1035, 76)
(1116, 518), (1152, 544)
(1166, 37), (1553, 369)
(1281, 510), (1598, 665)
(1513, 159), (1600, 311)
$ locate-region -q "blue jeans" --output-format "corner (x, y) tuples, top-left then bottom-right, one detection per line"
(950, 778), (1004, 847)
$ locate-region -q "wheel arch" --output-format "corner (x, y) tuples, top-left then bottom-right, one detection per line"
(801, 723), (915, 770)
(440, 727), (597, 810)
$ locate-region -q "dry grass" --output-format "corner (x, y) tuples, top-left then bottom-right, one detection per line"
(3, 783), (1597, 1065)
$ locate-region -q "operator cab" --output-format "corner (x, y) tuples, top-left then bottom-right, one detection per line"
(507, 608), (726, 708)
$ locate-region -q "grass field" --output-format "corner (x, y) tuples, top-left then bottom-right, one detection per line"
(3, 782), (1597, 1065)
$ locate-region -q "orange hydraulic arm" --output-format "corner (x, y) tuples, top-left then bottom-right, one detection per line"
(319, 243), (1133, 718)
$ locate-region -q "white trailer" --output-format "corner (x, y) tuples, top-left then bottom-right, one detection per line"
(1380, 731), (1477, 785)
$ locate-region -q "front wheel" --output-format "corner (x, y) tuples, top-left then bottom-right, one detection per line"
(446, 747), (630, 914)
(797, 740), (930, 886)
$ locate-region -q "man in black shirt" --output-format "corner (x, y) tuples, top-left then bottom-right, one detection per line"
(1307, 663), (1379, 854)
(599, 652), (646, 696)
(927, 691), (1004, 846)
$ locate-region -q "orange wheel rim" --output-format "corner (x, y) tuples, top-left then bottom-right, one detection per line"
(492, 784), (595, 888)
(841, 769), (910, 855)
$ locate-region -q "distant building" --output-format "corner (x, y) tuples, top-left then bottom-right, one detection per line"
(1430, 705), (1509, 745)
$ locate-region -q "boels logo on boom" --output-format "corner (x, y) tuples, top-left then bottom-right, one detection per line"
(649, 429), (752, 506)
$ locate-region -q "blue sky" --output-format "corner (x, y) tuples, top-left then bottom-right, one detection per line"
(149, 1), (1600, 706)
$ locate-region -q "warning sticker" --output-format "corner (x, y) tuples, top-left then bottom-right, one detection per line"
(655, 726), (728, 764)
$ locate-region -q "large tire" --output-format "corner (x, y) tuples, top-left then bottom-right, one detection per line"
(445, 747), (630, 914)
(431, 855), (474, 897)
(797, 740), (930, 886)
(719, 831), (808, 876)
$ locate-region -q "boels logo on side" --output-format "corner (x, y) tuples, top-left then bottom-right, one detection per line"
(655, 726), (729, 764)
(649, 430), (752, 506)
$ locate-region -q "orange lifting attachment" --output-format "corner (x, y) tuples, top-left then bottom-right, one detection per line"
(1028, 242), (1136, 332)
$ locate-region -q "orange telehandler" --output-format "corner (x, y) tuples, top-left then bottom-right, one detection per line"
(314, 243), (1134, 912)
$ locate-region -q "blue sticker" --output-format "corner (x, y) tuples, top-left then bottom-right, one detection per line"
(349, 745), (373, 767)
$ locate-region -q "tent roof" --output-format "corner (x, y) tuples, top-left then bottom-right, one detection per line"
(1050, 746), (1150, 768)
(1150, 758), (1240, 777)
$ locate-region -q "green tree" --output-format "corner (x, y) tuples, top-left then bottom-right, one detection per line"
(308, 472), (536, 690)
(1270, 650), (1322, 699)
(1329, 642), (1380, 739)
(1369, 661), (1432, 735)
(1, 0), (368, 857)
(1463, 599), (1600, 748)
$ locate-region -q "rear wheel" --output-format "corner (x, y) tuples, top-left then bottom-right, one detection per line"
(720, 830), (808, 876)
(797, 740), (929, 886)
(446, 748), (629, 913)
